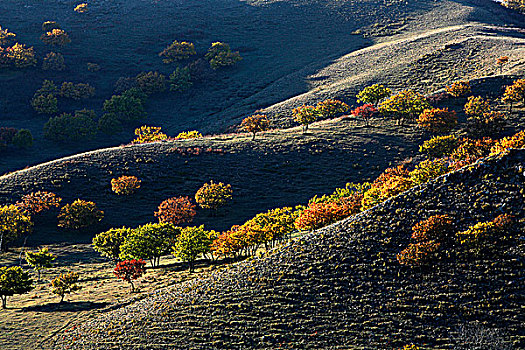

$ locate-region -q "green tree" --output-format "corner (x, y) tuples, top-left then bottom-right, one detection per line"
(119, 223), (181, 267)
(159, 41), (196, 63)
(195, 181), (233, 210)
(102, 93), (146, 123)
(0, 205), (33, 252)
(379, 90), (431, 125)
(92, 227), (131, 261)
(50, 272), (81, 303)
(25, 247), (56, 280)
(43, 111), (97, 143)
(356, 84), (392, 105)
(57, 199), (104, 230)
(0, 266), (33, 308)
(293, 105), (319, 133)
(172, 225), (212, 272)
(12, 129), (33, 148)
(205, 42), (242, 69)
(169, 67), (192, 92)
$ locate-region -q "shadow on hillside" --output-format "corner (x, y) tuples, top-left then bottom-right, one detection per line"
(22, 301), (110, 313)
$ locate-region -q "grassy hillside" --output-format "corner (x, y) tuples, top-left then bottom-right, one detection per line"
(54, 148), (525, 349)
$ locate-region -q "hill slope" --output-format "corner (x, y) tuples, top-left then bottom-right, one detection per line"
(55, 149), (525, 349)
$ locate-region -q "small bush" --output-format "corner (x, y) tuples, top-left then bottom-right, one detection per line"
(315, 99), (349, 119)
(0, 43), (37, 69)
(42, 21), (61, 32)
(25, 248), (56, 280)
(295, 198), (360, 231)
(411, 215), (454, 242)
(113, 77), (137, 94)
(352, 104), (378, 126)
(92, 227), (131, 261)
(16, 191), (62, 216)
(356, 84), (392, 105)
(451, 137), (495, 161)
(132, 125), (167, 144)
(59, 82), (95, 100)
(417, 108), (457, 134)
(195, 181), (233, 210)
(490, 130), (525, 154)
(155, 196), (196, 225)
(446, 81), (471, 97)
(464, 96), (491, 117)
(0, 266), (33, 309)
(0, 26), (16, 46)
(12, 129), (33, 148)
(240, 114), (270, 140)
(169, 67), (192, 92)
(136, 71), (167, 94)
(40, 29), (71, 46)
(293, 105), (318, 133)
(397, 241), (441, 266)
(57, 199), (104, 230)
(111, 175), (141, 195)
(456, 214), (514, 248)
(74, 3), (88, 13)
(50, 272), (81, 302)
(379, 90), (431, 125)
(467, 110), (506, 137)
(502, 78), (525, 111)
(103, 93), (146, 123)
(205, 42), (242, 69)
(159, 40), (196, 63)
(175, 130), (202, 139)
(362, 165), (414, 210)
(42, 52), (65, 71)
(31, 94), (58, 115)
(0, 127), (17, 150)
(409, 158), (450, 185)
(419, 135), (459, 158)
(114, 259), (146, 292)
(44, 111), (97, 142)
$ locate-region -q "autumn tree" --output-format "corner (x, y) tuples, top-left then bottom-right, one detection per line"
(293, 105), (318, 133)
(172, 225), (213, 272)
(195, 181), (233, 210)
(50, 272), (81, 303)
(119, 223), (181, 267)
(57, 199), (104, 230)
(0, 26), (16, 46)
(356, 84), (391, 105)
(240, 114), (270, 140)
(417, 108), (457, 134)
(132, 126), (167, 144)
(464, 96), (491, 117)
(496, 56), (509, 73)
(0, 266), (33, 308)
(0, 205), (33, 252)
(419, 135), (459, 158)
(40, 29), (71, 47)
(352, 104), (378, 126)
(205, 42), (242, 69)
(315, 99), (349, 119)
(111, 176), (141, 195)
(114, 259), (146, 292)
(502, 79), (525, 112)
(155, 196), (196, 225)
(25, 247), (56, 280)
(159, 40), (196, 63)
(379, 90), (431, 125)
(175, 130), (203, 139)
(446, 81), (471, 97)
(92, 227), (131, 261)
(16, 191), (62, 216)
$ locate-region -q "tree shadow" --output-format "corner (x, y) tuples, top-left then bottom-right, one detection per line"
(22, 301), (110, 313)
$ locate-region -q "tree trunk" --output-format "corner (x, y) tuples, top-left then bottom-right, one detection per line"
(1, 295), (6, 309)
(252, 132), (256, 141)
(189, 261), (194, 273)
(60, 295), (65, 303)
(37, 269), (41, 281)
(130, 281), (135, 293)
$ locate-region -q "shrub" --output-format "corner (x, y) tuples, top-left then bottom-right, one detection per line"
(409, 158), (451, 185)
(0, 127), (17, 150)
(35, 79), (58, 95)
(57, 199), (104, 230)
(456, 214), (514, 248)
(295, 197), (360, 231)
(44, 111), (97, 142)
(42, 52), (65, 71)
(92, 227), (131, 261)
(155, 196), (196, 225)
(169, 67), (192, 92)
(417, 108), (457, 134)
(98, 113), (123, 135)
(356, 84), (392, 105)
(132, 125), (167, 144)
(411, 215), (454, 242)
(503, 0), (525, 13)
(396, 241), (441, 266)
(490, 130), (525, 154)
(240, 114), (270, 140)
(419, 135), (459, 158)
(59, 82), (95, 100)
(103, 93), (146, 123)
(502, 78), (525, 111)
(195, 181), (233, 210)
(172, 226), (213, 272)
(114, 259), (146, 292)
(0, 205), (33, 251)
(31, 94), (58, 115)
(205, 42), (242, 69)
(467, 110), (506, 137)
(0, 26), (16, 46)
(40, 29), (71, 46)
(0, 266), (33, 308)
(352, 104), (378, 126)
(187, 58), (215, 83)
(446, 81), (471, 97)
(74, 3), (88, 13)
(464, 96), (491, 117)
(12, 129), (33, 148)
(119, 223), (181, 266)
(111, 176), (141, 195)
(50, 272), (81, 302)
(293, 105), (318, 133)
(175, 130), (202, 139)
(136, 71), (167, 94)
(42, 21), (61, 32)
(25, 248), (56, 280)
(315, 99), (349, 118)
(159, 40), (196, 63)
(362, 165), (414, 210)
(0, 43), (37, 69)
(379, 90), (431, 125)
(113, 77), (137, 93)
(16, 191), (62, 216)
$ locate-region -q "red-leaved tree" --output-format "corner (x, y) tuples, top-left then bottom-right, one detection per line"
(113, 259), (146, 292)
(154, 196), (196, 225)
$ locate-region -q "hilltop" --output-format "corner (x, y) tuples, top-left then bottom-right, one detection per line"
(54, 149), (525, 349)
